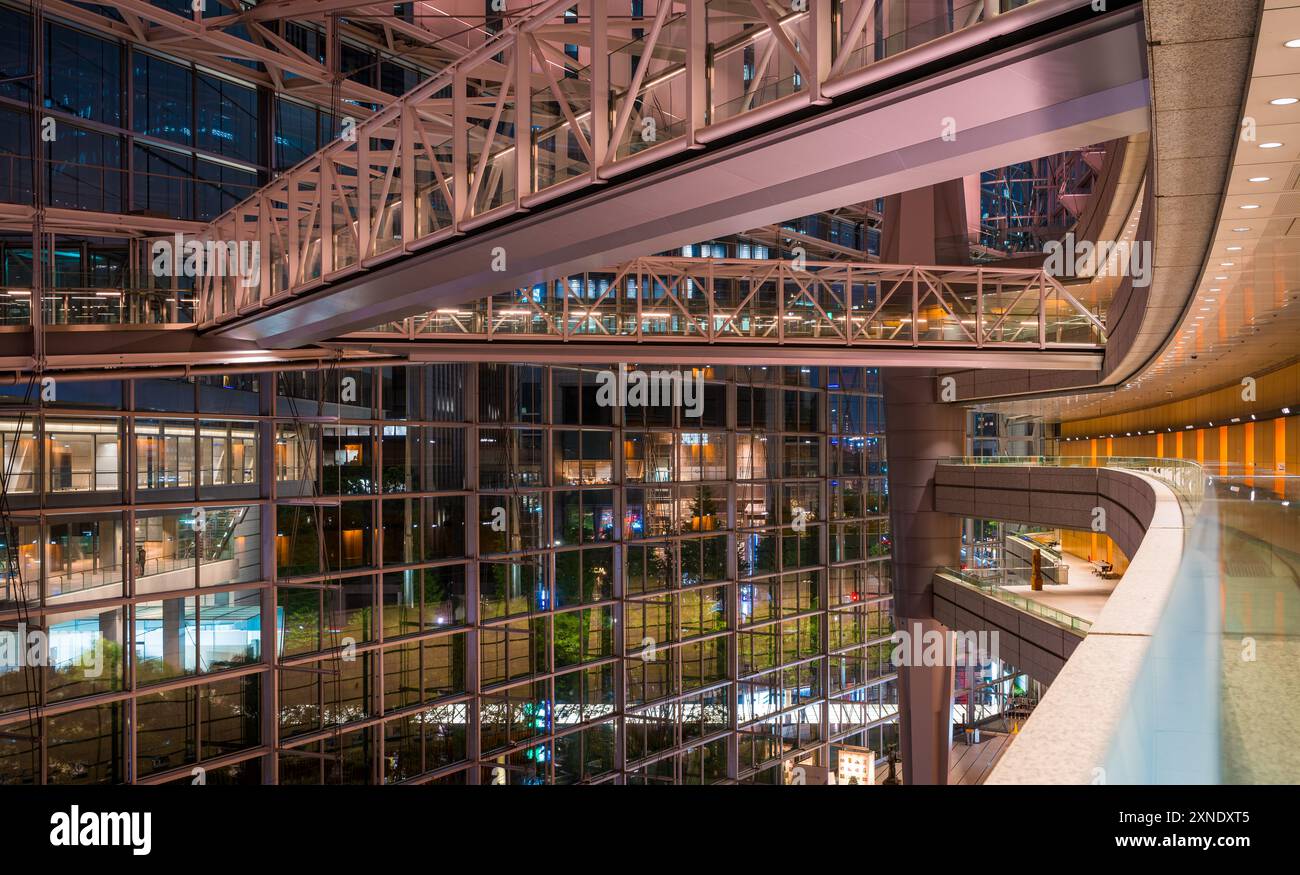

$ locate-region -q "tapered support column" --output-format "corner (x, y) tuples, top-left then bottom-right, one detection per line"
(895, 617), (956, 785)
(880, 179), (975, 265)
(883, 368), (964, 784)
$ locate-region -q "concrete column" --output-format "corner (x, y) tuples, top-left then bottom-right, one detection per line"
(883, 368), (964, 784)
(99, 609), (121, 646)
(963, 174), (983, 243)
(163, 596), (185, 675)
(896, 617), (956, 783)
(880, 179), (974, 265)
(883, 369), (964, 618)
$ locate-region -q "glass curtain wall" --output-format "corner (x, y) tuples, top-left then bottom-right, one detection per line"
(0, 5), (428, 327)
(0, 363), (893, 785)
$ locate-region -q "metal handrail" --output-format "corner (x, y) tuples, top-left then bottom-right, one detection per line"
(937, 567), (1093, 634)
(341, 256), (1106, 350)
(944, 455), (1206, 522)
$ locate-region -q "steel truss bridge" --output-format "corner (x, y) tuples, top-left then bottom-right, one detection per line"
(338, 257), (1106, 364)
(183, 0), (1148, 347)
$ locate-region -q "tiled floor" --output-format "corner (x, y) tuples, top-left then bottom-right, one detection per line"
(871, 732), (1015, 785)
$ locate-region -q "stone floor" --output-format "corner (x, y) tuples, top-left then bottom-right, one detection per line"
(1219, 528), (1300, 784)
(1000, 550), (1120, 624)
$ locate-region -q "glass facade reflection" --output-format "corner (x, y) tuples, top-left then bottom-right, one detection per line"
(0, 362), (894, 784)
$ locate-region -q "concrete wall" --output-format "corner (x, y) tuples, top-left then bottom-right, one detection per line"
(934, 463), (1154, 561)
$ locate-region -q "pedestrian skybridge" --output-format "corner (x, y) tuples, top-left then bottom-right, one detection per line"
(335, 256), (1107, 367)
(188, 0), (1149, 347)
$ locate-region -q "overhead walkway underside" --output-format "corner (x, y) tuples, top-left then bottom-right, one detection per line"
(195, 0), (1149, 348)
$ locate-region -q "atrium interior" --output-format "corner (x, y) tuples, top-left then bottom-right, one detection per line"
(0, 0), (1295, 788)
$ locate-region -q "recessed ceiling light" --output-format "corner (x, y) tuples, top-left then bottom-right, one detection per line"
(1272, 97), (1300, 105)
(1260, 142), (1284, 149)
(1220, 262), (1235, 266)
(1204, 298), (1216, 302)
(1233, 227), (1250, 232)
(1249, 176), (1271, 182)
(1286, 39), (1300, 48)
(1240, 204), (1261, 209)
(1226, 246), (1242, 251)
(1215, 275), (1229, 280)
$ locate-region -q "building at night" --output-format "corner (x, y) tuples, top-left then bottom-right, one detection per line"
(0, 0), (1294, 786)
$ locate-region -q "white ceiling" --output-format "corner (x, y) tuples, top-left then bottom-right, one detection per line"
(983, 0), (1300, 422)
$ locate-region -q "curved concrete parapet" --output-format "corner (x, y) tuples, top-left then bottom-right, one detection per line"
(935, 463), (1160, 562)
(934, 461), (1201, 783)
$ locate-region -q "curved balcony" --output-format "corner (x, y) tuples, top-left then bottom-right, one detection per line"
(935, 456), (1299, 784)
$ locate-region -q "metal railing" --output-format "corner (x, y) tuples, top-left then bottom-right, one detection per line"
(343, 256), (1106, 349)
(4, 509), (249, 603)
(2, 252), (1109, 348)
(936, 567), (1093, 634)
(934, 455), (1211, 645)
(946, 455), (1206, 521)
(0, 288), (195, 328)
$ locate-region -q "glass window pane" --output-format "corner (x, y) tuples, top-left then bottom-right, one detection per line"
(44, 607), (125, 704)
(47, 702), (125, 784)
(133, 52), (192, 145)
(134, 509), (197, 593)
(135, 596), (197, 684)
(47, 126), (122, 212)
(196, 73), (258, 163)
(136, 686), (198, 777)
(198, 588), (261, 671)
(202, 674), (261, 759)
(45, 418), (120, 493)
(46, 24), (121, 126)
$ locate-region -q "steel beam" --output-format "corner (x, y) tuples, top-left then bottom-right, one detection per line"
(342, 341), (1102, 370)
